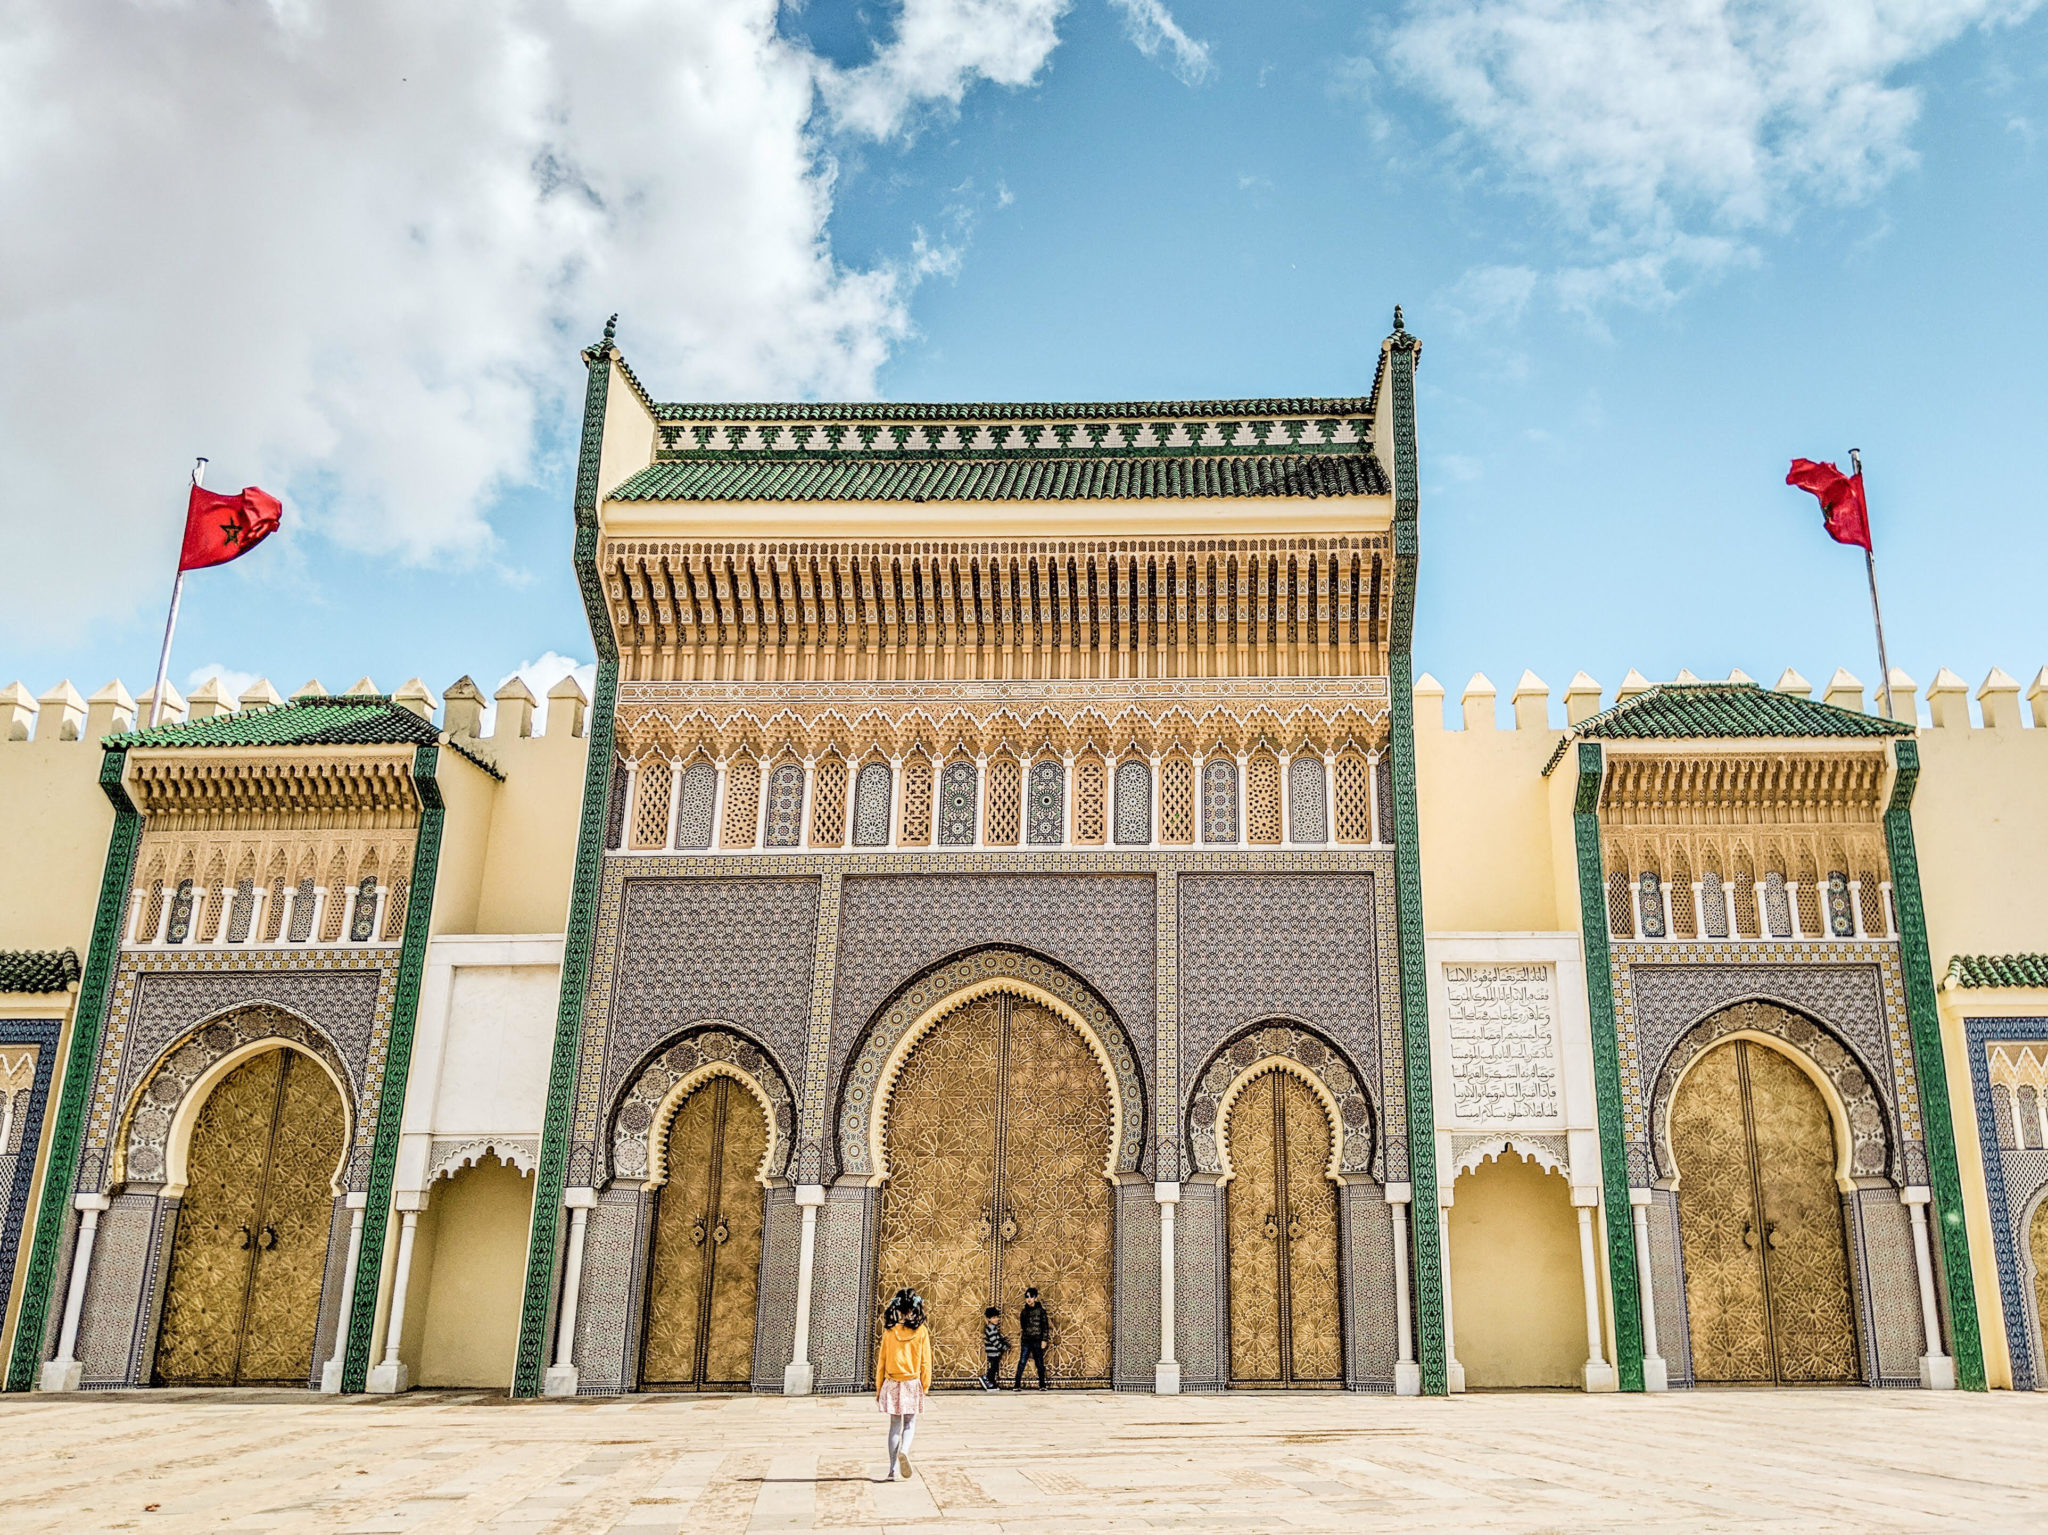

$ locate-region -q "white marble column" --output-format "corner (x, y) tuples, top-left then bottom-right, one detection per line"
(39, 1193), (110, 1392)
(1574, 1191), (1618, 1391)
(783, 1184), (825, 1396)
(1154, 1182), (1180, 1394)
(319, 1193), (369, 1392)
(1629, 1190), (1668, 1391)
(368, 1198), (424, 1394)
(1388, 1182), (1419, 1396)
(1438, 1196), (1465, 1393)
(1903, 1186), (1956, 1390)
(545, 1188), (599, 1397)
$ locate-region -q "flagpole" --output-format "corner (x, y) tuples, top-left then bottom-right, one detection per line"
(1848, 448), (1896, 722)
(148, 458), (207, 728)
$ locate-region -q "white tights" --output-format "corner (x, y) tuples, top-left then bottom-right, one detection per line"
(886, 1412), (919, 1466)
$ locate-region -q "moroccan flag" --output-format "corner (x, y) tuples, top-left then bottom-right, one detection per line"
(179, 484), (283, 571)
(1785, 459), (1872, 551)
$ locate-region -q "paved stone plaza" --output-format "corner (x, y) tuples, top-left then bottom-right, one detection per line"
(6, 1389), (2044, 1533)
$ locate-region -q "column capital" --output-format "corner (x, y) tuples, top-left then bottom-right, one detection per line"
(1900, 1185), (1932, 1206)
(1383, 1181), (1413, 1205)
(1153, 1181), (1181, 1204)
(1570, 1185), (1602, 1208)
(345, 1190), (369, 1210)
(72, 1193), (110, 1213)
(795, 1183), (827, 1207)
(564, 1187), (600, 1210)
(1628, 1187), (1652, 1206)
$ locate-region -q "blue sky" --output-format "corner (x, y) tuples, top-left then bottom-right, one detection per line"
(3, 1), (2044, 725)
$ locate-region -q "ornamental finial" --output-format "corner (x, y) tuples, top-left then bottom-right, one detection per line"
(602, 313), (618, 346)
(1392, 305), (1405, 333)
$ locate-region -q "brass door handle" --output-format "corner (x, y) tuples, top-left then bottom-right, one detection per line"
(1741, 1220), (1755, 1251)
(258, 1225), (278, 1251)
(1287, 1216), (1303, 1243)
(1263, 1214), (1280, 1241)
(236, 1225), (253, 1250)
(1763, 1221), (1780, 1251)
(712, 1220), (729, 1245)
(999, 1209), (1018, 1243)
(691, 1218), (707, 1246)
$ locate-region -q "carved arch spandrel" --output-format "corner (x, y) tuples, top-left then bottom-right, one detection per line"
(836, 947), (1146, 1182)
(113, 1002), (358, 1197)
(608, 1024), (795, 1189)
(1651, 1000), (1890, 1189)
(1187, 1020), (1376, 1182)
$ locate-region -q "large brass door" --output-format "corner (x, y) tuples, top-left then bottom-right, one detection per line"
(2031, 1201), (2048, 1380)
(876, 992), (1114, 1386)
(156, 1048), (345, 1386)
(1225, 1068), (1342, 1387)
(1674, 1038), (1858, 1384)
(642, 1075), (765, 1390)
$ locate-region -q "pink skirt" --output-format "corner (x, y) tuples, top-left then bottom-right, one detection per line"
(876, 1378), (926, 1415)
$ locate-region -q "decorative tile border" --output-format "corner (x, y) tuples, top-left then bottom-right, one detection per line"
(1962, 1015), (2048, 1392)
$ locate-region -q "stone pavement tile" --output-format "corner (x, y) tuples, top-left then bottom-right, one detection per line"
(747, 1450), (819, 1530)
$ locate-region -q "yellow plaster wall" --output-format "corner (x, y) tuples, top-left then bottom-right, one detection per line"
(1412, 690), (1564, 932)
(597, 360), (659, 503)
(405, 1156), (536, 1390)
(426, 754), (499, 937)
(470, 730), (588, 936)
(1449, 1154), (1586, 1388)
(0, 732), (115, 952)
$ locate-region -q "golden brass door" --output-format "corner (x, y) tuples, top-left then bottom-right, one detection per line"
(1225, 1068), (1342, 1387)
(2031, 1201), (2048, 1377)
(642, 1075), (766, 1390)
(1674, 1038), (1858, 1384)
(156, 1048), (345, 1386)
(876, 992), (1114, 1386)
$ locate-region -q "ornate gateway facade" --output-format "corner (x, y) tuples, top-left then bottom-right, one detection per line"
(4, 312), (2044, 1400)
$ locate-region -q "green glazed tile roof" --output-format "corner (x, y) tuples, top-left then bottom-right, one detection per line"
(0, 948), (80, 993)
(1946, 954), (2048, 989)
(110, 695), (502, 779)
(650, 396), (1375, 423)
(1543, 682), (1908, 773)
(609, 451), (1385, 504)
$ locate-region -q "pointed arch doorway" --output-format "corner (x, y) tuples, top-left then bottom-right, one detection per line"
(155, 1047), (346, 1386)
(874, 989), (1116, 1387)
(1223, 1065), (1342, 1388)
(1673, 1037), (1858, 1384)
(641, 1074), (767, 1391)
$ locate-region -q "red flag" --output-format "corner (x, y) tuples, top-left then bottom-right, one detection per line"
(1785, 458), (1871, 551)
(179, 485), (283, 571)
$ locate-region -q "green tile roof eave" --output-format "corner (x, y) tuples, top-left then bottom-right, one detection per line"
(1946, 954), (2048, 989)
(605, 452), (1390, 504)
(0, 948), (81, 994)
(108, 696), (504, 780)
(1541, 682), (1910, 774)
(651, 396), (1377, 423)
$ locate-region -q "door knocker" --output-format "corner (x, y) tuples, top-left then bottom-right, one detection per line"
(978, 1206), (994, 1242)
(691, 1217), (708, 1246)
(1286, 1216), (1302, 1243)
(235, 1224), (253, 1250)
(258, 1225), (278, 1251)
(999, 1209), (1018, 1243)
(1263, 1213), (1280, 1241)
(712, 1219), (730, 1245)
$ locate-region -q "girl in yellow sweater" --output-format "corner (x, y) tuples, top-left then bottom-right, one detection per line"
(875, 1288), (932, 1481)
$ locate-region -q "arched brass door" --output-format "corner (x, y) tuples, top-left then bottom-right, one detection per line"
(2030, 1200), (2048, 1384)
(156, 1048), (345, 1386)
(1224, 1068), (1342, 1387)
(1674, 1038), (1858, 1384)
(642, 1075), (766, 1390)
(876, 992), (1115, 1386)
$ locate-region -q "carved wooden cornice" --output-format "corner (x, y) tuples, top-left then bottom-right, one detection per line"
(1598, 745), (1890, 828)
(126, 746), (423, 830)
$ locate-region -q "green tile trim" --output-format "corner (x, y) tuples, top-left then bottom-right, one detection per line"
(1382, 324), (1445, 1395)
(339, 742), (444, 1392)
(1884, 738), (1985, 1390)
(0, 950), (81, 995)
(651, 394), (1377, 423)
(1946, 953), (2048, 989)
(1572, 742), (1647, 1392)
(4, 747), (138, 1391)
(512, 332), (622, 1397)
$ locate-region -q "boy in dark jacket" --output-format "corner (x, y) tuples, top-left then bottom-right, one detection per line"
(980, 1305), (1007, 1390)
(1014, 1288), (1050, 1389)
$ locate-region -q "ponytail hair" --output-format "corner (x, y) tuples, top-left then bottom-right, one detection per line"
(884, 1287), (927, 1331)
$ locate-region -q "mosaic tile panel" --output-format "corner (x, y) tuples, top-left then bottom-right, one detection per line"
(853, 764), (891, 847)
(752, 1185), (801, 1392)
(1201, 760), (1237, 844)
(0, 1022), (58, 1329)
(1114, 1181), (1160, 1389)
(1647, 1188), (1691, 1386)
(76, 1193), (155, 1386)
(764, 762), (805, 848)
(939, 761), (977, 846)
(1114, 761), (1151, 846)
(1174, 1180), (1226, 1390)
(1857, 1188), (1927, 1384)
(583, 877), (819, 1142)
(676, 762), (716, 850)
(608, 1029), (795, 1187)
(1027, 760), (1065, 845)
(570, 1186), (645, 1394)
(1287, 757), (1327, 844)
(808, 1185), (876, 1392)
(1343, 1182), (1397, 1389)
(1176, 874), (1395, 1178)
(1961, 1016), (2048, 1391)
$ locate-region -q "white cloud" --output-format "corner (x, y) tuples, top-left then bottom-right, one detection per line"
(1390, 0), (2043, 308)
(1109, 0), (1215, 84)
(821, 0), (1072, 138)
(183, 663), (261, 703)
(0, 2), (1074, 647)
(482, 651), (596, 735)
